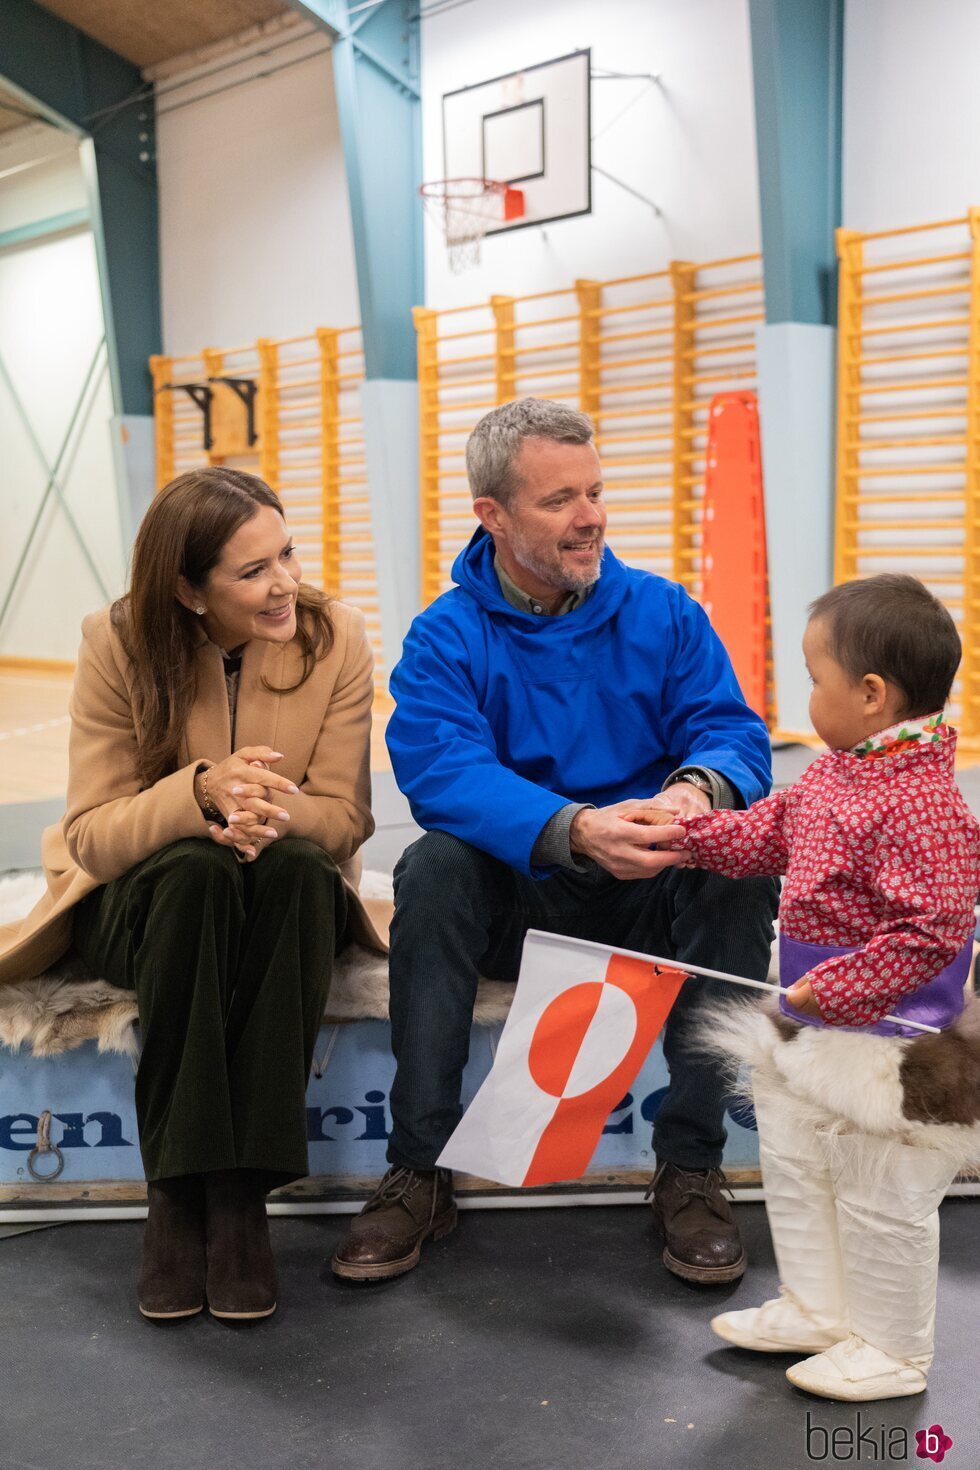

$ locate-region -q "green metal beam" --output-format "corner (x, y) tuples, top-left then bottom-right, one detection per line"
(749, 0), (844, 325)
(349, 31), (420, 97)
(286, 0), (422, 662)
(285, 0), (422, 381)
(283, 1), (346, 38)
(1, 0), (160, 414)
(0, 208), (90, 253)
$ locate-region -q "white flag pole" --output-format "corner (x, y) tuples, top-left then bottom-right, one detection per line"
(521, 930), (942, 1036)
(647, 954), (943, 1036)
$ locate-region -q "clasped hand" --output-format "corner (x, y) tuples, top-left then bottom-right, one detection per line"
(199, 745), (299, 862)
(569, 785), (705, 881)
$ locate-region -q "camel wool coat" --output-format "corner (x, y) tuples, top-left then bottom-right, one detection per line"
(0, 599), (389, 986)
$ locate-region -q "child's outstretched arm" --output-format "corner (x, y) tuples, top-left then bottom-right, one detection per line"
(625, 786), (793, 880)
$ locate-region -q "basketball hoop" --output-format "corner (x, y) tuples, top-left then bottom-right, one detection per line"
(420, 177), (525, 273)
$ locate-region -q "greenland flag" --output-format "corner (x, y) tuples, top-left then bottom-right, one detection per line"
(438, 930), (687, 1187)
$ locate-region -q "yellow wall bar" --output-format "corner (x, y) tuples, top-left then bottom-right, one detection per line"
(832, 210), (979, 741)
(149, 354), (175, 490)
(575, 279), (601, 422)
(414, 306), (442, 607)
(833, 228), (863, 584)
(960, 206), (980, 742)
(257, 338), (280, 494)
(317, 327), (342, 595)
(491, 295), (516, 405)
(670, 261), (696, 585)
(201, 348), (224, 468)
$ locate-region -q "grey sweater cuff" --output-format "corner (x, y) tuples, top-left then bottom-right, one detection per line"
(662, 766), (737, 811)
(531, 802), (596, 872)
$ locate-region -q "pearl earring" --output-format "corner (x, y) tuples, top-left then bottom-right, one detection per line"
(195, 606), (206, 615)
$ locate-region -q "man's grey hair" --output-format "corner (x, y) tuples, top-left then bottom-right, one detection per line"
(465, 397), (595, 507)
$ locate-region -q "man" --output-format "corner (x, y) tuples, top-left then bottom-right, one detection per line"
(332, 398), (777, 1285)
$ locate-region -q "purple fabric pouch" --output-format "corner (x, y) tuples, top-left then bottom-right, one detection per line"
(778, 933), (973, 1038)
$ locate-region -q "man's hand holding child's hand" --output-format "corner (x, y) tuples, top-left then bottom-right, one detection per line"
(570, 800), (691, 879)
(622, 802), (825, 1021)
(619, 801), (696, 865)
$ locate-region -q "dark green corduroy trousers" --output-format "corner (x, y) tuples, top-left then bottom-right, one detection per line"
(72, 836), (346, 1184)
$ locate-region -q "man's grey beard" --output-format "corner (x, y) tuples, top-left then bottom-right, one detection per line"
(510, 528), (605, 594)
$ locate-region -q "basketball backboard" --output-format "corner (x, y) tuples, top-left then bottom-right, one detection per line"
(441, 50), (591, 235)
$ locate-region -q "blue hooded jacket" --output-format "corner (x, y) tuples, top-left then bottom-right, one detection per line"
(387, 529), (772, 876)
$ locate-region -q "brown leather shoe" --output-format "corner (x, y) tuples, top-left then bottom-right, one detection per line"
(331, 1166), (456, 1282)
(138, 1176), (206, 1320)
(205, 1169), (278, 1320)
(647, 1160), (746, 1284)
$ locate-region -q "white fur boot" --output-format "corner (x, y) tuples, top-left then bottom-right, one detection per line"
(712, 1075), (847, 1353)
(785, 1134), (958, 1401)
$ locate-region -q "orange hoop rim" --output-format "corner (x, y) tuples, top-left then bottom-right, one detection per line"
(419, 176), (512, 202)
(419, 178), (525, 271)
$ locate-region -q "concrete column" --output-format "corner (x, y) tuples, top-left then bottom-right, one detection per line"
(757, 324), (837, 733)
(749, 0), (844, 734)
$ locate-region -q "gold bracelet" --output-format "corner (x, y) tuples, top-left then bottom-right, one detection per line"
(200, 765), (223, 824)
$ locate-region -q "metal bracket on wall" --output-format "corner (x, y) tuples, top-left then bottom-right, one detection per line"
(210, 375), (259, 447)
(591, 68), (662, 83)
(156, 381), (214, 450)
(591, 164), (662, 216)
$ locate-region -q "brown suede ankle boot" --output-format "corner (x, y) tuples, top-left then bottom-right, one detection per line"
(138, 1176), (207, 1320)
(204, 1169), (278, 1321)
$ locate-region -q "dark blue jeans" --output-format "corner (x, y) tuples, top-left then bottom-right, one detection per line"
(387, 832), (778, 1172)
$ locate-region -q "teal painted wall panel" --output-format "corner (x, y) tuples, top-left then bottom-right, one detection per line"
(749, 0), (843, 326)
(288, 0), (422, 381)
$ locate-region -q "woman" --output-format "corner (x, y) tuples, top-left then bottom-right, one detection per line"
(0, 467), (386, 1322)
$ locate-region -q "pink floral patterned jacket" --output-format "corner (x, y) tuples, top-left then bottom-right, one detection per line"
(679, 726), (980, 1026)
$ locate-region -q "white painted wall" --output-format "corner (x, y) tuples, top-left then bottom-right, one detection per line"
(420, 0), (761, 306)
(157, 1), (761, 332)
(843, 0), (980, 230)
(0, 126), (124, 661)
(156, 27), (360, 355)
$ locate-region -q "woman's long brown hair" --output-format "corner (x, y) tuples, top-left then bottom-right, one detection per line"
(111, 467), (334, 787)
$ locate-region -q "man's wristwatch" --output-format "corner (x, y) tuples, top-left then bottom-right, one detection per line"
(670, 770), (713, 803)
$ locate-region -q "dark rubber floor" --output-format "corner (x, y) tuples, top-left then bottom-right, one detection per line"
(1, 1199), (976, 1470)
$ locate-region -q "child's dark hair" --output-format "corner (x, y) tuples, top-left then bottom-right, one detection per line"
(808, 574), (961, 717)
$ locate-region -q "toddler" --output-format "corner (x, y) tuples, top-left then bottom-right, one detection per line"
(636, 574), (980, 1401)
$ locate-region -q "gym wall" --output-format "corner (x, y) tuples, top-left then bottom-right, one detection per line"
(420, 0), (762, 306)
(156, 26), (360, 356)
(843, 0), (980, 231)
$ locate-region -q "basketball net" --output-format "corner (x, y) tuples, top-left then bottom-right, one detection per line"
(420, 178), (525, 273)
